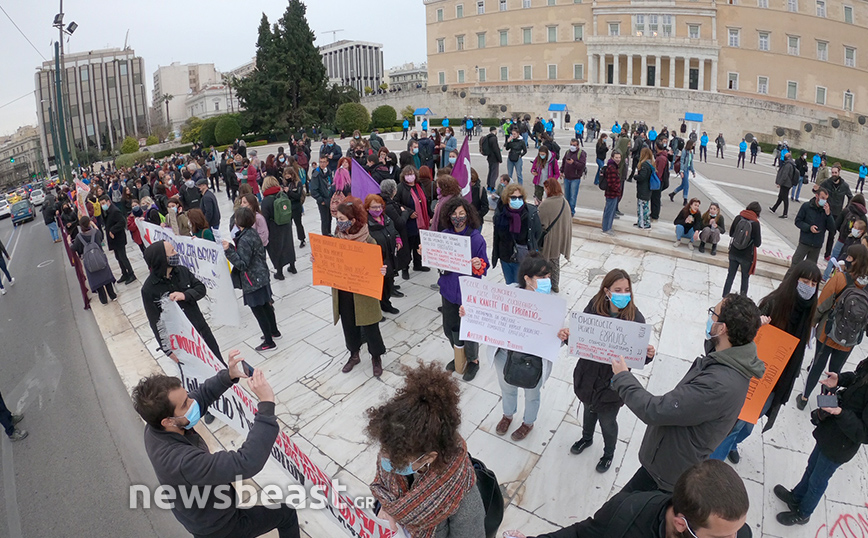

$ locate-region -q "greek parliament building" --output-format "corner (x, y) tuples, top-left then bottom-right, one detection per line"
(364, 0), (868, 153)
(35, 47), (149, 171)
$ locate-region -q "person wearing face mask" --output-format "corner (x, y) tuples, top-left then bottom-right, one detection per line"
(820, 164), (854, 259)
(560, 139), (586, 216)
(133, 356), (301, 538)
(72, 216), (117, 304)
(791, 186), (836, 265)
(365, 194), (402, 315)
(538, 179), (571, 293)
(530, 146), (560, 203)
(320, 137), (342, 173)
(505, 128), (528, 185)
(823, 194), (867, 281)
(395, 166), (431, 279)
(367, 362), (485, 538)
(673, 198), (702, 250)
(439, 127), (458, 169)
(714, 263), (822, 464)
(310, 156), (335, 237)
(98, 194), (137, 284)
(162, 196), (191, 237)
(429, 175), (462, 231)
(179, 169), (202, 211)
(796, 243), (868, 411)
(492, 184), (542, 284)
(570, 269), (655, 472)
(126, 200), (145, 253)
(610, 293), (764, 494)
(697, 202), (726, 255)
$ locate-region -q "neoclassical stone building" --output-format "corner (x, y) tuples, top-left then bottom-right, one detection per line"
(423, 0), (866, 115)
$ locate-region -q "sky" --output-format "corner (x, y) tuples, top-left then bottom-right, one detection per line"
(0, 0), (426, 136)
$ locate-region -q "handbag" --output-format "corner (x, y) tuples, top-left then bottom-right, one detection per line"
(539, 199), (566, 249)
(469, 454), (504, 538)
(502, 350), (543, 389)
(230, 268), (243, 290)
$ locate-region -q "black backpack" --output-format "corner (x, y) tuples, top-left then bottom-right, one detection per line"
(730, 218), (754, 250)
(598, 161), (609, 191)
(825, 274), (868, 347)
(469, 455), (504, 538)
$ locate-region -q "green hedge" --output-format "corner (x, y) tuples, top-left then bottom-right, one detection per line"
(152, 145), (193, 160)
(757, 142), (860, 174)
(114, 151), (150, 168)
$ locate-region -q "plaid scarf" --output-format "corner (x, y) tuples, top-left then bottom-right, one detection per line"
(371, 437), (476, 538)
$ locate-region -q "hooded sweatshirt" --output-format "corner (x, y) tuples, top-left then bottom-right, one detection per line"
(613, 341), (765, 491)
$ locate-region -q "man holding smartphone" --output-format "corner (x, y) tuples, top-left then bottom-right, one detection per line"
(773, 359), (868, 526)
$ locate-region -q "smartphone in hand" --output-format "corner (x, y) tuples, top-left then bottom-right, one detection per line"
(817, 394), (838, 408)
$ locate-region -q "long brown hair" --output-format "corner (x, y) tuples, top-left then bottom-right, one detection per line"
(677, 198), (701, 220)
(592, 269), (638, 320)
(638, 147), (654, 170)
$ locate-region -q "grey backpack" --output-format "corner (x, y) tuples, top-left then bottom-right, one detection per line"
(826, 274), (868, 347)
(81, 233), (107, 273)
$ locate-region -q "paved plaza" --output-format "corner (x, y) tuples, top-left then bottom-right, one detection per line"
(91, 134), (868, 538)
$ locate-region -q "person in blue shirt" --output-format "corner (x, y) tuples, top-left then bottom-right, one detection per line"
(858, 162), (868, 193)
(737, 139), (748, 169)
(648, 127), (658, 142)
(699, 132), (709, 162)
(401, 118), (410, 140)
(612, 122), (621, 135)
(574, 121), (585, 147)
(442, 118), (449, 127)
(465, 117), (474, 141)
(811, 152), (823, 182)
(422, 118), (428, 131)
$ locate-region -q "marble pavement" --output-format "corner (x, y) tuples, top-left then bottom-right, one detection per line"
(91, 186), (868, 538)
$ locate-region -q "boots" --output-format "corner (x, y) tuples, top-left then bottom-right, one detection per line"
(711, 243), (718, 256)
(698, 241), (706, 253)
(342, 351), (361, 373)
(451, 330), (468, 374)
(372, 355), (383, 377)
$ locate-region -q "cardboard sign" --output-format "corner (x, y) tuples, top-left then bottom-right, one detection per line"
(458, 277), (567, 361)
(568, 312), (652, 369)
(310, 234), (384, 300)
(738, 324), (800, 424)
(160, 300), (393, 538)
(419, 229), (472, 275)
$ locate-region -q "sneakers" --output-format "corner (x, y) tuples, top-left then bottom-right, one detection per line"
(570, 438), (593, 455)
(0, 288), (5, 295)
(727, 449), (740, 464)
(8, 429), (27, 442)
(299, 240), (306, 248)
(445, 360), (456, 372)
(371, 355), (383, 378)
(796, 394), (808, 411)
(342, 352), (361, 373)
(669, 192), (676, 202)
(8, 278), (14, 286)
(511, 422), (534, 441)
(495, 415), (513, 436)
(596, 456), (613, 473)
(11, 414), (23, 425)
(776, 510), (810, 526)
(673, 240), (681, 248)
(382, 305), (400, 315)
(254, 342), (277, 352)
(463, 361), (479, 381)
(768, 206), (776, 214)
(687, 242), (695, 251)
(773, 484), (800, 512)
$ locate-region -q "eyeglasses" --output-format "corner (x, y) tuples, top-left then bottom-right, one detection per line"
(509, 195), (524, 200)
(707, 307), (719, 321)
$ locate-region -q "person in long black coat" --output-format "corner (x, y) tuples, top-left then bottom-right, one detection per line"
(71, 216), (117, 304)
(379, 179), (411, 276)
(100, 195), (136, 284)
(260, 176), (296, 280)
(283, 166), (307, 248)
(366, 195), (401, 314)
(469, 167), (491, 230)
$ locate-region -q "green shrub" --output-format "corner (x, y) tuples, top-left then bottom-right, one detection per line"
(115, 151), (149, 168)
(201, 117), (219, 147)
(334, 103), (371, 133)
(145, 135), (158, 146)
(152, 145), (193, 159)
(215, 116), (242, 146)
(120, 136), (139, 154)
(372, 105), (397, 129)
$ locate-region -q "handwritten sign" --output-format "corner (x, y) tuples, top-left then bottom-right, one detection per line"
(738, 324), (800, 424)
(458, 277), (567, 361)
(419, 229), (472, 275)
(568, 312), (652, 369)
(310, 234), (384, 300)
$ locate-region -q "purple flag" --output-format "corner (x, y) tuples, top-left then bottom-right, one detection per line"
(451, 136), (473, 201)
(351, 158), (382, 202)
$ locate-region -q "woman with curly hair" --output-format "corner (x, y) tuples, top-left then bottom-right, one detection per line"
(366, 362), (485, 538)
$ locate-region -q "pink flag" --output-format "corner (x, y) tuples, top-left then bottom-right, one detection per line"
(450, 136), (473, 201)
(351, 158), (382, 202)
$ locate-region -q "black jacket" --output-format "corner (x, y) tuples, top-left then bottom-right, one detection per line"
(310, 167), (332, 205)
(505, 138), (527, 163)
(199, 189), (221, 231)
(470, 181), (490, 224)
(482, 133), (502, 163)
(383, 194), (411, 271)
(103, 204), (128, 250)
(179, 184), (201, 210)
(491, 201), (541, 266)
(635, 160), (653, 201)
(224, 227), (270, 295)
(368, 214), (399, 272)
(795, 199), (837, 247)
(820, 177), (854, 217)
(143, 370), (278, 537)
(814, 360), (868, 464)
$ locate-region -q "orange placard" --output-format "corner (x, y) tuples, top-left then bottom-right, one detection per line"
(309, 234), (384, 300)
(738, 324), (801, 424)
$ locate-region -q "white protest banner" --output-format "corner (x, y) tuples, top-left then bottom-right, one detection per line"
(419, 229), (472, 275)
(458, 276), (567, 361)
(137, 219), (241, 326)
(568, 312), (651, 369)
(161, 301), (394, 538)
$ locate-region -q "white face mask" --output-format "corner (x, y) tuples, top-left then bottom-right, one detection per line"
(859, 276), (868, 287)
(852, 228), (864, 238)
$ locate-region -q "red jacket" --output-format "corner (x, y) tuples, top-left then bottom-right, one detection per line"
(127, 214), (143, 245)
(603, 159), (622, 199)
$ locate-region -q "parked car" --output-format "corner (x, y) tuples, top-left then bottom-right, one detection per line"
(0, 199), (10, 219)
(29, 188), (45, 206)
(10, 200), (35, 226)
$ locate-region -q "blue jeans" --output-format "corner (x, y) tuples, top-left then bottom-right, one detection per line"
(521, 132), (529, 147)
(507, 159), (523, 185)
(501, 261), (519, 285)
(594, 158), (605, 185)
(672, 171), (689, 199)
(47, 221), (60, 241)
(823, 240), (844, 280)
(675, 224), (694, 243)
(791, 177), (804, 200)
(564, 178), (580, 216)
(494, 349), (542, 424)
(791, 443), (841, 516)
(602, 197), (618, 232)
(709, 393), (773, 460)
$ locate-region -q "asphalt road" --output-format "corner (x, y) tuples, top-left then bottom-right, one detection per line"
(0, 213), (186, 537)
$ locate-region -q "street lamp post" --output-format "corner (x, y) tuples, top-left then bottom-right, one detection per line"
(53, 3), (78, 183)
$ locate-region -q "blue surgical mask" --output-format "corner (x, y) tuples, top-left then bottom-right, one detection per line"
(610, 292), (631, 309)
(509, 198), (524, 210)
(181, 400), (201, 430)
(449, 157), (457, 165)
(818, 198), (827, 207)
(413, 147), (419, 154)
(380, 455), (423, 476)
(536, 278), (552, 294)
(706, 314), (715, 340)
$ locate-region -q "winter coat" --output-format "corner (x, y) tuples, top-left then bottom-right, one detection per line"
(72, 228), (116, 292)
(538, 195), (571, 261)
(310, 167), (332, 205)
(574, 301), (647, 414)
(331, 236), (383, 327)
(438, 227), (489, 305)
(368, 214), (399, 272)
(603, 159), (622, 199)
(505, 138), (527, 163)
(491, 201), (542, 266)
(635, 160), (653, 201)
(261, 192), (296, 270)
(469, 181), (490, 223)
(820, 177), (854, 217)
(795, 199), (837, 247)
(613, 342), (765, 491)
(199, 189), (221, 230)
(774, 160), (799, 189)
(224, 227), (270, 296)
(383, 194), (411, 271)
(813, 360), (868, 464)
(561, 149), (587, 180)
(103, 204), (128, 250)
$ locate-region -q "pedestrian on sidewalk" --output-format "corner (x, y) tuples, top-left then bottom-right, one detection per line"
(822, 194), (866, 281)
(697, 203), (726, 255)
(310, 156), (334, 237)
(715, 133), (726, 159)
(538, 179), (571, 292)
(858, 162), (867, 193)
(820, 164), (854, 259)
(600, 152), (623, 235)
(722, 202), (762, 296)
(769, 153), (800, 218)
(611, 293), (764, 494)
(72, 216), (116, 304)
(261, 176), (297, 281)
(395, 166), (432, 278)
(791, 153), (809, 202)
(634, 148), (654, 229)
(750, 139), (759, 164)
(774, 357), (868, 527)
(669, 140), (694, 203)
(711, 261), (820, 464)
(699, 132), (709, 162)
(366, 195), (401, 315)
(482, 127), (503, 191)
(0, 389), (26, 441)
(791, 187), (835, 266)
(594, 134), (609, 186)
(100, 195), (136, 285)
(560, 139), (586, 216)
(570, 269), (655, 473)
(737, 138), (747, 168)
(492, 184), (542, 284)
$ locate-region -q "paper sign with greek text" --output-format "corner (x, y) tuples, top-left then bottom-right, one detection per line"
(458, 277), (567, 362)
(310, 233), (384, 300)
(568, 312), (652, 369)
(738, 324), (800, 424)
(419, 229), (472, 275)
